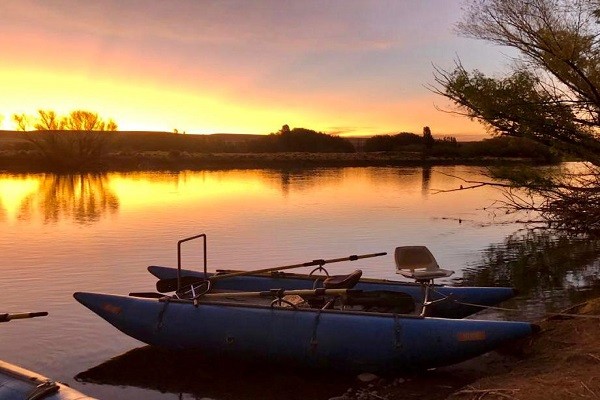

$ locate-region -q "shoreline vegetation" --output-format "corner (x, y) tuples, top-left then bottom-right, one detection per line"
(376, 297), (600, 400)
(0, 149), (554, 173)
(0, 128), (558, 173)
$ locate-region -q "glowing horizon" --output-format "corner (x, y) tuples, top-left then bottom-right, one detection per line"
(0, 1), (506, 139)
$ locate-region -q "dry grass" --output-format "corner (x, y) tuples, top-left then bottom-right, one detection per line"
(446, 298), (600, 400)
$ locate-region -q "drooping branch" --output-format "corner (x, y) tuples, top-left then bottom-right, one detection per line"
(434, 166), (600, 236)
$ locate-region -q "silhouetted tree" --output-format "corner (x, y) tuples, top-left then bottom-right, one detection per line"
(363, 135), (396, 151)
(13, 110), (118, 132)
(249, 126), (354, 153)
(34, 110), (63, 130)
(279, 124), (291, 134)
(13, 109), (118, 171)
(440, 136), (458, 146)
(363, 132), (423, 151)
(12, 114), (30, 131)
(422, 126), (435, 149)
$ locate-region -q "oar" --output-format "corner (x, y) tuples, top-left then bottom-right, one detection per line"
(156, 252), (387, 293)
(131, 289), (356, 300)
(197, 287), (351, 299)
(131, 288), (416, 314)
(0, 312), (48, 323)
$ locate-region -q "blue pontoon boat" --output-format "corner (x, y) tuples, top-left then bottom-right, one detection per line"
(74, 290), (538, 374)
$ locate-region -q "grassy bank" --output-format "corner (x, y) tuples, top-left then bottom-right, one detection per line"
(0, 130), (558, 172)
(0, 149), (552, 173)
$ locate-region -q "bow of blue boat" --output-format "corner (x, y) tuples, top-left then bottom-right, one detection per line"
(73, 291), (539, 373)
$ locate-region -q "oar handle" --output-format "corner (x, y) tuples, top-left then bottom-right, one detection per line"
(210, 251), (387, 281)
(0, 312), (48, 323)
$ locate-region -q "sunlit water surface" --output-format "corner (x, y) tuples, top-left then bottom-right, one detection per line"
(0, 166), (598, 399)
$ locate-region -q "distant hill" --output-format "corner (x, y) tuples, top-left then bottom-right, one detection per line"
(0, 130), (264, 147)
(0, 130), (357, 153)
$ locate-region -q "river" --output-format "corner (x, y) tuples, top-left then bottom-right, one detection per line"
(0, 165), (598, 399)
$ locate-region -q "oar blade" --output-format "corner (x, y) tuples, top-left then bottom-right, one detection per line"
(156, 276), (205, 293)
(129, 292), (167, 299)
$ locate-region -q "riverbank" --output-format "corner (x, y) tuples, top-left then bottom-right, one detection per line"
(349, 298), (600, 400)
(447, 298), (600, 400)
(0, 150), (551, 173)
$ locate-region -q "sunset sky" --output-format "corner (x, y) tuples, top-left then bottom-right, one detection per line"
(0, 1), (510, 139)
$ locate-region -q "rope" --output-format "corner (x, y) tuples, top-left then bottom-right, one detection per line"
(451, 300), (523, 312)
(430, 287), (523, 313)
(430, 287), (600, 320)
(545, 312), (600, 320)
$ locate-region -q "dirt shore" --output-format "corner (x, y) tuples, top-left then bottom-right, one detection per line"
(354, 298), (600, 400)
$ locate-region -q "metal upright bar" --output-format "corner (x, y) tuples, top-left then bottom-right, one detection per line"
(177, 233), (207, 291)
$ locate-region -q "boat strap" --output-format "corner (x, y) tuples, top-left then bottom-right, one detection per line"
(156, 300), (171, 332)
(309, 309), (323, 353)
(393, 314), (402, 349)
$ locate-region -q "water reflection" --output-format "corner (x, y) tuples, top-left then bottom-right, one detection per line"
(421, 166), (432, 196)
(75, 345), (497, 400)
(76, 346), (354, 400)
(18, 174), (119, 224)
(458, 230), (600, 317)
(0, 199), (6, 222)
(0, 167), (469, 227)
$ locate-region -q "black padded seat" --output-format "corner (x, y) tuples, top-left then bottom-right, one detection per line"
(323, 269), (363, 289)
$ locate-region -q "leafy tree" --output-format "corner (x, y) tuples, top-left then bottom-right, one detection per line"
(432, 0), (600, 236)
(363, 132), (422, 151)
(395, 132), (423, 146)
(249, 126), (355, 153)
(363, 135), (396, 151)
(280, 124), (291, 135)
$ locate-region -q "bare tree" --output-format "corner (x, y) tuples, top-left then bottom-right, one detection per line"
(34, 110), (64, 130)
(13, 109), (119, 170)
(12, 113), (31, 131)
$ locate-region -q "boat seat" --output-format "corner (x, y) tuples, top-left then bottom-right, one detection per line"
(394, 246), (454, 282)
(323, 269), (363, 289)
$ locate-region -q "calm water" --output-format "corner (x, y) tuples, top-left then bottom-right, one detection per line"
(0, 166), (598, 399)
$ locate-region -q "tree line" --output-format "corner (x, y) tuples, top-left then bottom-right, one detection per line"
(1, 107), (559, 174)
